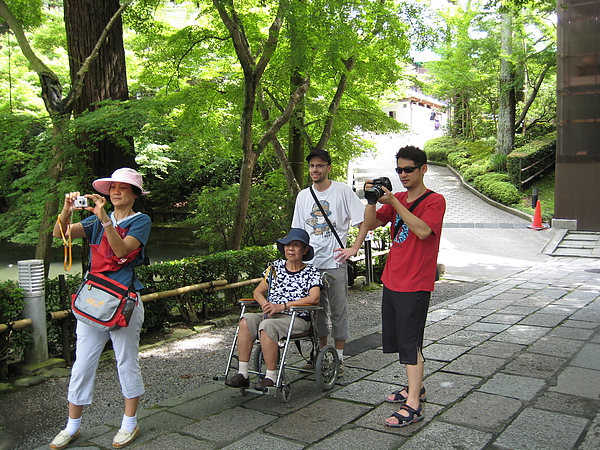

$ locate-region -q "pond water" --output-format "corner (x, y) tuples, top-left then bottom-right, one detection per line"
(0, 227), (209, 282)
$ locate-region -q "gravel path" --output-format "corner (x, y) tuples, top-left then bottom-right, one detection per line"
(0, 280), (483, 450)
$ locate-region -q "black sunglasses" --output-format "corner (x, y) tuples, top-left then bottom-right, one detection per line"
(395, 165), (422, 174)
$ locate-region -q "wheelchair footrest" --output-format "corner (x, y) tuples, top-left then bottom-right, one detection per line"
(243, 386), (279, 396)
(212, 375), (228, 385)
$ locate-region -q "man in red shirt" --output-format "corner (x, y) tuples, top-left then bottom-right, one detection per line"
(363, 145), (445, 428)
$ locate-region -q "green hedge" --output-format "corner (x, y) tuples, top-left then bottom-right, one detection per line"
(507, 132), (556, 187)
(423, 136), (464, 163)
(424, 136), (522, 207)
(136, 246), (279, 329)
(472, 173), (521, 205)
(2, 247), (280, 368)
(0, 281), (28, 379)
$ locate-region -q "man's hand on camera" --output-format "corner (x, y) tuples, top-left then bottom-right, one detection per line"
(377, 186), (396, 205)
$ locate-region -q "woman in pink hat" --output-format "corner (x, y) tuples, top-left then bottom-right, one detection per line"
(51, 168), (151, 449)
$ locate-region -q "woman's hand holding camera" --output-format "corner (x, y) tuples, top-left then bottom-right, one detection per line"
(62, 192), (111, 222)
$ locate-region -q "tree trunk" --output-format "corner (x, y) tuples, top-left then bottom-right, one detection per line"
(496, 11), (516, 155)
(0, 0), (132, 270)
(289, 72), (306, 188)
(64, 0), (135, 178)
(35, 117), (69, 271)
(228, 77), (258, 250)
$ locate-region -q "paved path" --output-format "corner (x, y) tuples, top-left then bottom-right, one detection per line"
(350, 133), (554, 283)
(32, 257), (600, 450)
(28, 137), (600, 450)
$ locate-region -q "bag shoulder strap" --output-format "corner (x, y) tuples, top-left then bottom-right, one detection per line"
(87, 221), (137, 291)
(393, 190), (436, 240)
(309, 186), (344, 249)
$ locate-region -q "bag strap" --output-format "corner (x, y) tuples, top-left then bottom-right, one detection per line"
(309, 186), (344, 249)
(393, 190), (435, 241)
(86, 220), (137, 292)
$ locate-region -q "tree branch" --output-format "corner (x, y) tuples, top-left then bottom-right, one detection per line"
(213, 0), (255, 74)
(256, 77), (310, 152)
(315, 57), (355, 150)
(253, 0), (286, 80)
(515, 60), (554, 130)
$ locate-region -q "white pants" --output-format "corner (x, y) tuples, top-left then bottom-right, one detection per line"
(67, 300), (145, 405)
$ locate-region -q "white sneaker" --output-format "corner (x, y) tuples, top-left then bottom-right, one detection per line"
(49, 429), (80, 449)
(338, 360), (345, 377)
(112, 425), (140, 448)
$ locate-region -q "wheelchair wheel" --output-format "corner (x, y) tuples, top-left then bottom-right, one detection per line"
(280, 382), (291, 403)
(315, 344), (339, 391)
(252, 344), (265, 374)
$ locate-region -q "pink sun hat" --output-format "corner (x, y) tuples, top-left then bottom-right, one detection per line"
(92, 167), (149, 195)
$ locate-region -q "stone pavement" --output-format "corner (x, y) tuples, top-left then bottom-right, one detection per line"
(34, 158), (600, 449)
(36, 253), (600, 450)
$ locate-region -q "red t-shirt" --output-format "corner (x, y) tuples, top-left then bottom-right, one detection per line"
(376, 190), (445, 292)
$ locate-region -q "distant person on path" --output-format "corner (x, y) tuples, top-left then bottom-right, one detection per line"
(50, 168), (151, 449)
(362, 146), (446, 427)
(224, 228), (322, 391)
(291, 148), (367, 375)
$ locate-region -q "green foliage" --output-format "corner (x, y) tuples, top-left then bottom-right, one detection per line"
(0, 280), (29, 372)
(424, 135), (534, 208)
(185, 170), (294, 252)
(507, 132), (556, 186)
(137, 245), (279, 326)
(488, 152), (508, 172)
(0, 5), (68, 115)
(424, 136), (463, 163)
(514, 171), (554, 220)
(462, 164), (487, 182)
(423, 1), (556, 140)
(447, 150), (470, 170)
(462, 140), (494, 160)
(472, 173), (521, 205)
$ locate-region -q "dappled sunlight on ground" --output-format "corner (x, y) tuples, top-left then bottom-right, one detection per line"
(140, 330), (231, 358)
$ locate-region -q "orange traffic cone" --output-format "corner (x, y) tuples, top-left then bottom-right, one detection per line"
(528, 200), (548, 230)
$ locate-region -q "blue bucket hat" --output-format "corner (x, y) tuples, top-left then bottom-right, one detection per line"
(276, 228), (314, 261)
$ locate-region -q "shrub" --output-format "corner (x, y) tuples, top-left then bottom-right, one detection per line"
(473, 173), (520, 205)
(507, 132), (556, 186)
(0, 280), (28, 378)
(462, 164), (487, 182)
(447, 150), (470, 169)
(424, 136), (463, 162)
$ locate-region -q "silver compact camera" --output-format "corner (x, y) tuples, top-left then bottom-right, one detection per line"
(74, 196), (88, 208)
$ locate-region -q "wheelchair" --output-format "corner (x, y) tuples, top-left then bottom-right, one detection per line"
(214, 299), (339, 402)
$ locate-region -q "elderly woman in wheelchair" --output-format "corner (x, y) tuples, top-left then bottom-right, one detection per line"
(225, 228), (322, 391)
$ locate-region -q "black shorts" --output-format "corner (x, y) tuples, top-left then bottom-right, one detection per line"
(381, 287), (430, 365)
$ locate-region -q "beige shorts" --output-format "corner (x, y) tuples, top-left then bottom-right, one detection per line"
(243, 312), (310, 343)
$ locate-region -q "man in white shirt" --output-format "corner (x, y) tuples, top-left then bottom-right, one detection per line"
(292, 149), (367, 375)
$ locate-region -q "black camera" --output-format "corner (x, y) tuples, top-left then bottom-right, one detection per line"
(364, 177), (392, 205)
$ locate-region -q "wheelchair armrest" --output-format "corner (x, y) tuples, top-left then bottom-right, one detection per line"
(289, 304), (322, 311)
(238, 298), (258, 307)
